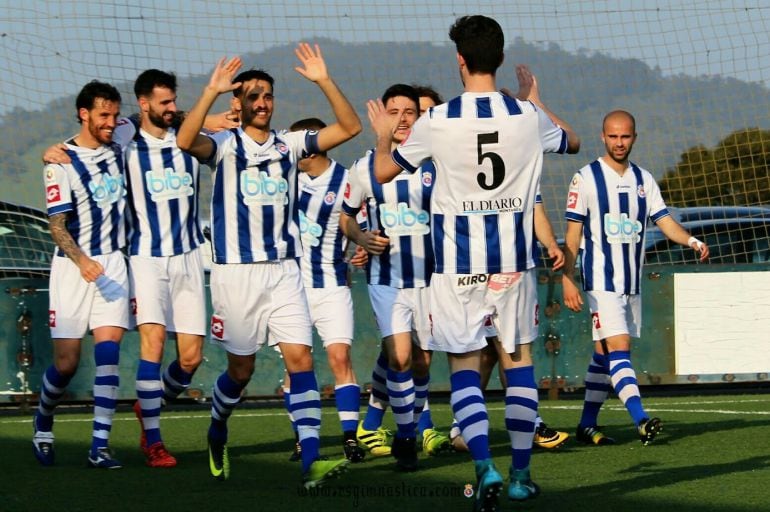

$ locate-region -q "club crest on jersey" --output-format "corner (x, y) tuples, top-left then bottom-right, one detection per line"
(324, 191), (337, 205)
(211, 316), (225, 339)
(275, 142), (289, 155)
(240, 170), (289, 206)
(45, 168), (56, 183)
(48, 310), (56, 327)
(421, 172), (433, 187)
(567, 191), (578, 209)
(88, 173), (125, 207)
(637, 185), (646, 198)
(380, 201), (429, 236)
(145, 168), (194, 202)
(46, 184), (61, 204)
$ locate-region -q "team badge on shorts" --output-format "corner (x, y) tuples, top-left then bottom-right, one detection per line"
(48, 310), (56, 327)
(211, 315), (225, 339)
(487, 272), (521, 292)
(591, 312), (601, 329)
(130, 298), (138, 316)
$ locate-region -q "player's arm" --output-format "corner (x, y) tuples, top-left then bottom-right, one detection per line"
(294, 43), (361, 152)
(562, 220), (584, 312)
(177, 57), (243, 159)
(502, 65), (580, 154)
(654, 215), (709, 262)
(339, 212), (389, 255)
(534, 202), (564, 270)
(367, 98), (405, 184)
(49, 213), (103, 282)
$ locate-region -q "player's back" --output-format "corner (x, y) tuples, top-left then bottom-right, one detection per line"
(397, 92), (564, 274)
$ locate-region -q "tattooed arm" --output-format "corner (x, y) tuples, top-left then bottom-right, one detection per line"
(49, 213), (103, 282)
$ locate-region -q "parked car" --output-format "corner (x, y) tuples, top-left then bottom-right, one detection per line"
(0, 201), (54, 277)
(645, 216), (770, 265)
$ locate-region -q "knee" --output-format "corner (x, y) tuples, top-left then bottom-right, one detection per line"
(179, 352), (203, 373)
(228, 361), (255, 385)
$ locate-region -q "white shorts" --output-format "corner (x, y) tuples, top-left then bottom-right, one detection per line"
(129, 248), (206, 335)
(209, 259), (312, 355)
(368, 284), (432, 350)
(48, 252), (129, 339)
(429, 270), (539, 354)
(586, 291), (641, 340)
(306, 285), (354, 347)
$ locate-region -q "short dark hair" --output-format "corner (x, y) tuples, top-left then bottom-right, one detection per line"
(232, 69), (275, 97)
(412, 84), (444, 105)
(381, 83), (419, 111)
(449, 15), (504, 75)
(134, 69), (177, 98)
(75, 80), (121, 123)
(290, 117), (327, 132)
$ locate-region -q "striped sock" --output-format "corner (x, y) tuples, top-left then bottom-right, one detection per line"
(209, 372), (244, 444)
(136, 359), (163, 446)
(362, 353), (389, 431)
(283, 386), (297, 432)
(504, 366), (538, 471)
(387, 368), (415, 438)
(450, 370), (490, 461)
(580, 351), (611, 427)
(162, 359), (193, 401)
(413, 375), (430, 433)
(335, 383), (360, 434)
(609, 350), (648, 425)
(417, 399), (434, 435)
(289, 371), (322, 473)
(35, 365), (73, 432)
(91, 341), (120, 454)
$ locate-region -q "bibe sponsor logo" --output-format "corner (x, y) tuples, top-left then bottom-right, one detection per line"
(380, 202), (429, 237)
(145, 168), (194, 201)
(240, 170), (289, 206)
(603, 213), (642, 244)
(299, 210), (323, 247)
(88, 173), (125, 207)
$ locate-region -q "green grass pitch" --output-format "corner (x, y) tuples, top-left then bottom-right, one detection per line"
(2, 394), (769, 511)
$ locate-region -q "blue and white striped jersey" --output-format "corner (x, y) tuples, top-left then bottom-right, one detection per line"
(342, 149), (434, 289)
(565, 157), (670, 295)
(120, 119), (205, 257)
(207, 127), (318, 264)
(44, 139), (127, 257)
(297, 159), (349, 288)
(392, 92), (567, 274)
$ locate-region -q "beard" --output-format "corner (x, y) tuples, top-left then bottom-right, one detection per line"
(148, 109), (174, 130)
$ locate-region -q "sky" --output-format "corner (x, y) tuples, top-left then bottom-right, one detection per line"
(1, 0), (769, 116)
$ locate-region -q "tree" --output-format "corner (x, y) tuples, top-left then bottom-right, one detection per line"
(660, 128), (770, 206)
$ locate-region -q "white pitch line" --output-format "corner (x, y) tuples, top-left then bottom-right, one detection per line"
(3, 397), (770, 425)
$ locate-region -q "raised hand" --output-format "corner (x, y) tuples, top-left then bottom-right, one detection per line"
(367, 99), (397, 142)
(294, 43), (329, 83)
(208, 57), (243, 95)
(514, 64), (540, 104)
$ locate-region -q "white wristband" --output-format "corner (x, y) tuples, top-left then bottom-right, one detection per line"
(687, 236), (703, 249)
